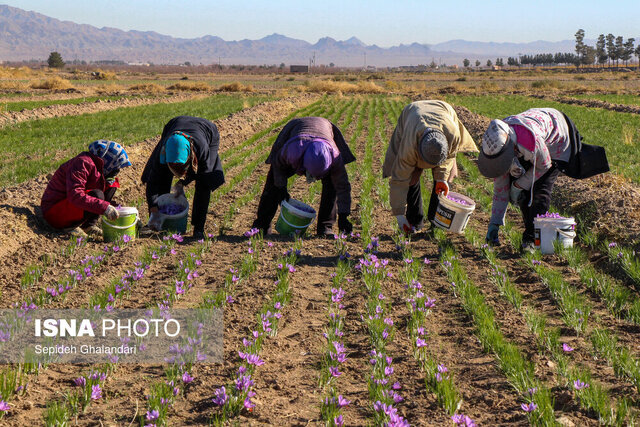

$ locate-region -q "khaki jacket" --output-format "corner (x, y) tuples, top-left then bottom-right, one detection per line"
(383, 100), (478, 215)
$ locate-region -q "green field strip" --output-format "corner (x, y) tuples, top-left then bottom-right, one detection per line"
(571, 94), (640, 107)
(0, 93), (273, 186)
(444, 94), (640, 183)
(0, 95), (142, 112)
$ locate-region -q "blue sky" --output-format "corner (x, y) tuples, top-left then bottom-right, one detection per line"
(4, 0), (640, 46)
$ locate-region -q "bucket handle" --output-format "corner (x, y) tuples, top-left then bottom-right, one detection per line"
(279, 214), (311, 229)
(102, 215), (140, 230)
(556, 228), (576, 239)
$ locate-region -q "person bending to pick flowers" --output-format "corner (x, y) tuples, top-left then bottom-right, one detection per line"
(40, 140), (131, 237)
(478, 108), (583, 252)
(383, 100), (477, 233)
(141, 116), (224, 240)
(252, 117), (355, 236)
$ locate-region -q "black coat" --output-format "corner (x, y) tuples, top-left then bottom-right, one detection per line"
(141, 116), (225, 200)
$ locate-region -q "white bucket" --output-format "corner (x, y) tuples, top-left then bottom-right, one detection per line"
(534, 217), (577, 254)
(156, 194), (189, 233)
(432, 192), (476, 234)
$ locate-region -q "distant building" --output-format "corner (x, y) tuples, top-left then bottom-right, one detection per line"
(290, 65), (309, 73)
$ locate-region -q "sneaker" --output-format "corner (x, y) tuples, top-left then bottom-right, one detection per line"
(192, 230), (205, 240)
(82, 224), (103, 236)
(522, 239), (536, 253)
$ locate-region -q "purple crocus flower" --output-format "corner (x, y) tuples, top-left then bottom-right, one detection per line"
(244, 397), (255, 410)
(562, 343), (574, 352)
(246, 354), (265, 366)
(334, 415), (344, 426)
(212, 386), (228, 406)
(416, 338), (427, 348)
(146, 409), (160, 421)
(521, 402), (538, 412)
(0, 400), (10, 412)
(573, 380), (589, 390)
(329, 366), (342, 377)
(91, 384), (102, 400)
(337, 395), (350, 407)
(182, 372), (193, 384)
(74, 377), (86, 387)
(451, 414), (476, 426)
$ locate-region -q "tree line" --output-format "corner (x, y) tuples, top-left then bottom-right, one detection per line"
(462, 30), (640, 69)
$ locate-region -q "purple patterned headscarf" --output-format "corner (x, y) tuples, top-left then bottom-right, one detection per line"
(303, 140), (333, 178)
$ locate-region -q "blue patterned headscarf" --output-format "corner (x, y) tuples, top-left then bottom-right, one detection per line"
(88, 140), (131, 175)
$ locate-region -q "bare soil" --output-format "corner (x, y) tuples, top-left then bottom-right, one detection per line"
(1, 94), (638, 427)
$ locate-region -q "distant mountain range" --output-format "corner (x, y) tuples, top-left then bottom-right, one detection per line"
(0, 5), (580, 67)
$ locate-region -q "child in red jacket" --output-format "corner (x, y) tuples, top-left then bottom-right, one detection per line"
(41, 140), (131, 237)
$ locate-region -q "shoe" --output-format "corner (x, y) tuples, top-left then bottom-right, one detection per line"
(193, 230), (205, 240)
(521, 239), (536, 253)
(82, 224), (103, 236)
(316, 228), (334, 238)
(66, 227), (88, 238)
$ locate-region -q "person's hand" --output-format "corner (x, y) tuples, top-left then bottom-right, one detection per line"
(104, 205), (119, 221)
(509, 182), (524, 204)
(509, 158), (525, 178)
(147, 212), (163, 231)
(486, 223), (500, 245)
(338, 214), (353, 233)
(172, 181), (185, 199)
(274, 186), (290, 202)
(396, 215), (412, 234)
(435, 180), (449, 196)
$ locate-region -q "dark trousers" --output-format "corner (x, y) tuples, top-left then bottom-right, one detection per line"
(82, 188), (116, 227)
(146, 178), (211, 233)
(252, 167), (337, 235)
(406, 181), (439, 227)
(516, 166), (560, 242)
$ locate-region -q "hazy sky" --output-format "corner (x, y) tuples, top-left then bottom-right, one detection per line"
(4, 0), (640, 46)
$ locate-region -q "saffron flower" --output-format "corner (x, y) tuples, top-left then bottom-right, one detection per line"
(521, 402), (538, 412)
(182, 372), (193, 384)
(451, 414), (476, 426)
(74, 377), (86, 387)
(416, 337), (427, 348)
(337, 395), (350, 407)
(246, 354), (265, 366)
(0, 400), (10, 411)
(573, 380), (589, 391)
(329, 366), (342, 377)
(562, 343), (574, 352)
(334, 415), (344, 426)
(212, 386), (228, 406)
(146, 409), (160, 421)
(244, 397), (255, 410)
(91, 384), (102, 400)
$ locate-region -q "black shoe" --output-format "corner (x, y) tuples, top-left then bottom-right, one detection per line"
(193, 230), (205, 240)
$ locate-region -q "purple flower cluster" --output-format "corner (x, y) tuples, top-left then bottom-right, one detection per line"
(158, 203), (186, 215)
(406, 280), (436, 315)
(446, 194), (470, 206)
(364, 236), (379, 254)
(244, 228), (261, 238)
(536, 211), (567, 219)
(451, 414), (476, 426)
(373, 401), (409, 427)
